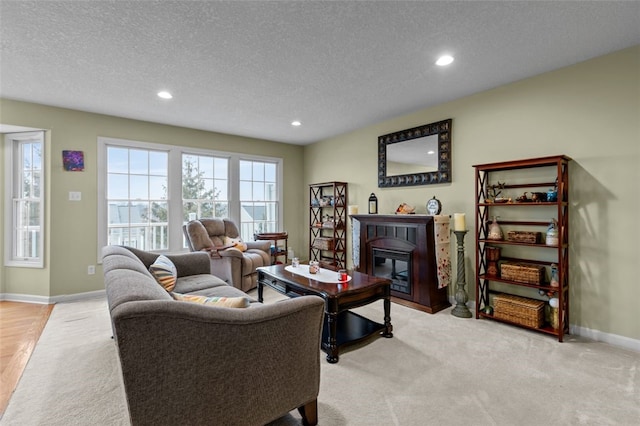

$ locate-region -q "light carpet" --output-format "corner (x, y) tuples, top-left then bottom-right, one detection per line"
(2, 288), (639, 425)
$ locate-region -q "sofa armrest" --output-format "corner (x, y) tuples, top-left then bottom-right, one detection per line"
(111, 296), (324, 425)
(216, 247), (244, 259)
(246, 240), (271, 252)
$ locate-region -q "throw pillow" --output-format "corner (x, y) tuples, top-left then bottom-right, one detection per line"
(172, 293), (250, 308)
(224, 236), (248, 252)
(149, 255), (177, 292)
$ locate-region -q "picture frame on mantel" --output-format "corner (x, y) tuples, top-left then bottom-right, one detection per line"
(378, 118), (452, 187)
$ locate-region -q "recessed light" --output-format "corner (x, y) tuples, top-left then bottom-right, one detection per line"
(291, 121), (301, 127)
(427, 150), (435, 155)
(157, 91), (173, 99)
(435, 55), (454, 66)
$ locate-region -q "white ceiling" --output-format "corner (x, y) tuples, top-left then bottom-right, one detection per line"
(1, 1), (639, 145)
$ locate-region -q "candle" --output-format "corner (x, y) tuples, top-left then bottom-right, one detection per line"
(348, 205), (358, 215)
(453, 213), (466, 231)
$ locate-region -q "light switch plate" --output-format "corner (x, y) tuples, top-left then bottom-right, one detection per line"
(69, 191), (81, 201)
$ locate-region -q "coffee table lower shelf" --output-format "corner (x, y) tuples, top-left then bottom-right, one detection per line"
(321, 310), (387, 360)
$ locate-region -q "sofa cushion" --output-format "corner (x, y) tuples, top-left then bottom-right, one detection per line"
(174, 274), (229, 294)
(186, 284), (259, 302)
(172, 292), (250, 308)
(200, 218), (228, 247)
(149, 255), (177, 292)
(186, 220), (215, 251)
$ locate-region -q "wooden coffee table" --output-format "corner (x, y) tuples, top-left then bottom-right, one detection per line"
(257, 264), (393, 363)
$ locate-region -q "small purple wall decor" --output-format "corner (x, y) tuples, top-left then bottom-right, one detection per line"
(62, 150), (84, 171)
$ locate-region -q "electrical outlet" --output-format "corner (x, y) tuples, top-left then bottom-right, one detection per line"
(87, 265), (95, 275)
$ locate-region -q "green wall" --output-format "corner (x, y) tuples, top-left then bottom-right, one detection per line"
(304, 45), (640, 341)
(0, 102), (304, 298)
(1, 45), (638, 343)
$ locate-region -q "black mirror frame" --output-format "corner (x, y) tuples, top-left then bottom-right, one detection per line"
(378, 118), (452, 188)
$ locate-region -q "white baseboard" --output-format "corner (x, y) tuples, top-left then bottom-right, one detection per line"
(570, 324), (640, 353)
(0, 292), (52, 304)
(450, 297), (639, 353)
(0, 289), (106, 304)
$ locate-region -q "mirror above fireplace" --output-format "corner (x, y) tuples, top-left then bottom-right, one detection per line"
(378, 118), (452, 188)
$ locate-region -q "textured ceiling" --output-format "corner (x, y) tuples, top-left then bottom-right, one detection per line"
(1, 1), (639, 145)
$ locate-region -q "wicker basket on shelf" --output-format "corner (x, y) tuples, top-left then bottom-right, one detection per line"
(500, 262), (545, 284)
(506, 231), (542, 243)
(312, 237), (334, 251)
(493, 294), (545, 328)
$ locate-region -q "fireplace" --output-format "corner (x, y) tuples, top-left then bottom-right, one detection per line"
(352, 214), (451, 314)
(372, 248), (412, 295)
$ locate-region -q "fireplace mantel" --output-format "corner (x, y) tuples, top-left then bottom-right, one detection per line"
(351, 214), (451, 314)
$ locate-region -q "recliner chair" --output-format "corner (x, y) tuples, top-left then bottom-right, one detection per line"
(183, 218), (271, 292)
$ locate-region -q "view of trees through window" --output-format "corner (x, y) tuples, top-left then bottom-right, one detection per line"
(182, 154), (228, 223)
(100, 137), (281, 252)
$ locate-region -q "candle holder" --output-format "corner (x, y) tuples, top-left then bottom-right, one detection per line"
(451, 230), (472, 318)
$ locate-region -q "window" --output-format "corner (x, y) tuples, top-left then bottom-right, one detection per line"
(4, 131), (45, 267)
(105, 146), (169, 250)
(182, 154), (229, 222)
(98, 137), (282, 255)
(239, 159), (279, 238)
(182, 153), (230, 248)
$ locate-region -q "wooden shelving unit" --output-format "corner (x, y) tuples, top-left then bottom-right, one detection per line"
(309, 181), (348, 270)
(474, 155), (571, 341)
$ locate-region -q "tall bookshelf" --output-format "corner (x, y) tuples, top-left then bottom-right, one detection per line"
(309, 182), (348, 269)
(474, 155), (571, 341)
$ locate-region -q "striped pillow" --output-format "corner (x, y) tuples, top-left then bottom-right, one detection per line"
(172, 293), (250, 308)
(149, 255), (177, 292)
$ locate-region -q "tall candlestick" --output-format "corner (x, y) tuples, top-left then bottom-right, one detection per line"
(453, 213), (466, 231)
(451, 230), (472, 318)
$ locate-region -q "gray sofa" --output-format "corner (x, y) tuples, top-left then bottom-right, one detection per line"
(102, 245), (324, 426)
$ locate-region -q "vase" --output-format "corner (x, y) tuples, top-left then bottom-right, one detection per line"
(487, 216), (503, 240)
(546, 219), (559, 246)
(550, 263), (559, 288)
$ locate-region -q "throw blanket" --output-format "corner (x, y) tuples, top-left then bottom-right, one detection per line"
(434, 215), (451, 288)
(285, 265), (352, 283)
(352, 219), (360, 268)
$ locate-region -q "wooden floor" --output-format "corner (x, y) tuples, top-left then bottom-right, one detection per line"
(0, 301), (54, 416)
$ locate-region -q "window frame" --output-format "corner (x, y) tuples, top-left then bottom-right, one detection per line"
(97, 137), (283, 258)
(238, 159), (281, 238)
(3, 131), (46, 268)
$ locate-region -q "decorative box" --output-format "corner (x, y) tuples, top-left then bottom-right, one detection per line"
(493, 294), (545, 328)
(500, 262), (545, 284)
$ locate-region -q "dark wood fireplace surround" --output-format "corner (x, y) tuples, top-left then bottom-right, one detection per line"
(352, 214), (451, 314)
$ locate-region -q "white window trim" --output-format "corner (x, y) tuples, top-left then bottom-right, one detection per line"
(97, 136), (283, 260)
(3, 130), (46, 268)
